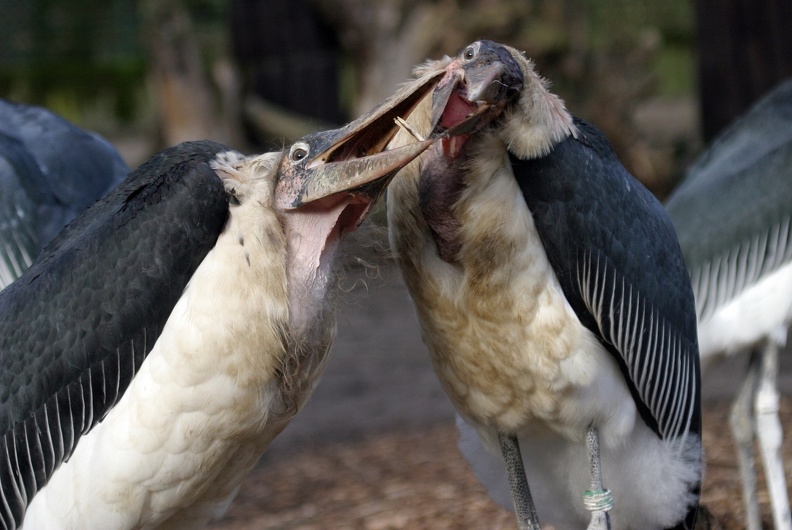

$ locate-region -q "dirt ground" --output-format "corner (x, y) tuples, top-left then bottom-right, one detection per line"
(208, 262), (792, 530)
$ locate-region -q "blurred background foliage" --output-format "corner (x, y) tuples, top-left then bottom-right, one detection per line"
(0, 0), (729, 198)
(0, 0), (146, 124)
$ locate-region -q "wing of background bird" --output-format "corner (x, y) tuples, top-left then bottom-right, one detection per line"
(0, 141), (232, 529)
(0, 133), (49, 289)
(673, 78), (792, 200)
(0, 100), (130, 250)
(511, 118), (701, 444)
(666, 80), (792, 321)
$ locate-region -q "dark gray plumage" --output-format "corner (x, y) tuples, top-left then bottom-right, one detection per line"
(666, 79), (792, 323)
(0, 100), (129, 286)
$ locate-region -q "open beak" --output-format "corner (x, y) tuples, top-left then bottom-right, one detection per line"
(429, 42), (524, 137)
(275, 69), (445, 210)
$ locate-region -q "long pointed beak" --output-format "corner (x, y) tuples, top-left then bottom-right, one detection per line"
(292, 138), (434, 207)
(276, 69), (444, 210)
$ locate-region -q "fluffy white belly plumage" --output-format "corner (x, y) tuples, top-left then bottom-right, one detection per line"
(23, 349), (281, 529)
(416, 265), (639, 444)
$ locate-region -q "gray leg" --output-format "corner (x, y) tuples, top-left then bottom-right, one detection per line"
(584, 425), (612, 530)
(497, 431), (541, 530)
(755, 338), (792, 530)
(730, 350), (762, 530)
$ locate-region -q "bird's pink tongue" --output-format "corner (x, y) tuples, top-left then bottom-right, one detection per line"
(439, 91), (478, 129)
(438, 90), (478, 158)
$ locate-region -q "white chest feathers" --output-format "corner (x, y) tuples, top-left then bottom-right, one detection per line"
(392, 144), (637, 443)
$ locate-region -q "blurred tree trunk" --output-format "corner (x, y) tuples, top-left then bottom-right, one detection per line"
(308, 0), (545, 117)
(694, 0), (792, 141)
(140, 0), (241, 148)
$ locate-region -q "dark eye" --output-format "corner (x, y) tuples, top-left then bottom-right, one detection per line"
(463, 46), (475, 60)
(290, 143), (309, 162)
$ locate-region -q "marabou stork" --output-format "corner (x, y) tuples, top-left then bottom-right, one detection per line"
(0, 70), (441, 529)
(0, 100), (129, 287)
(386, 40), (702, 530)
(665, 78), (792, 530)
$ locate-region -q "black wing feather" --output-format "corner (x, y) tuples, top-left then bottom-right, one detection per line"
(510, 118), (701, 443)
(0, 140), (231, 529)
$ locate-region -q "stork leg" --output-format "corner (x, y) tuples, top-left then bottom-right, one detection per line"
(584, 425), (612, 530)
(497, 431), (541, 530)
(754, 337), (792, 530)
(730, 350), (762, 530)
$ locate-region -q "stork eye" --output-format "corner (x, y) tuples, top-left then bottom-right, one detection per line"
(463, 46), (476, 61)
(290, 143), (310, 162)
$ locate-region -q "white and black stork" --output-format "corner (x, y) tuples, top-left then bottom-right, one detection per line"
(387, 40), (702, 530)
(0, 100), (129, 287)
(666, 78), (792, 530)
(0, 70), (441, 529)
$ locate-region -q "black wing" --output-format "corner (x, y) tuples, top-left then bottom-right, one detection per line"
(0, 101), (130, 218)
(0, 140), (231, 529)
(0, 133), (47, 285)
(666, 79), (792, 321)
(510, 118), (701, 444)
(0, 100), (130, 288)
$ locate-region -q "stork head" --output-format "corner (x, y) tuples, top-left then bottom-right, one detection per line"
(274, 68), (447, 219)
(429, 40), (577, 160)
(267, 70), (454, 335)
(429, 40), (524, 140)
